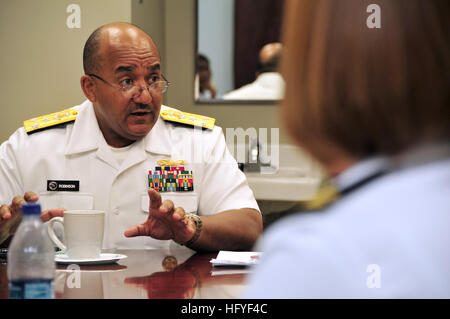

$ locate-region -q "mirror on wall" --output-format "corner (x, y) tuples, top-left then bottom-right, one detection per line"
(195, 0), (286, 103)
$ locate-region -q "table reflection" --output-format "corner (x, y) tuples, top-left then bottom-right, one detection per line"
(51, 249), (248, 299)
(125, 255), (197, 299)
(55, 263), (128, 299)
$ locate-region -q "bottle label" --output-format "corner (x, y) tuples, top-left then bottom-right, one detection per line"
(9, 279), (54, 299)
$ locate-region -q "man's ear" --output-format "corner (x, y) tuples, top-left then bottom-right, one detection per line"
(80, 75), (96, 102)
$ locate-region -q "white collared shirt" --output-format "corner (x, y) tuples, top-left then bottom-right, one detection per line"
(222, 72), (285, 100)
(243, 153), (450, 298)
(0, 100), (260, 249)
(108, 143), (135, 167)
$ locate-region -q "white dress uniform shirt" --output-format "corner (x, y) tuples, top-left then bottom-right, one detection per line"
(0, 100), (259, 249)
(243, 145), (450, 298)
(222, 72), (285, 100)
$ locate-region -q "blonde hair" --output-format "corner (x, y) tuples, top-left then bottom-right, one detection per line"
(281, 0), (449, 164)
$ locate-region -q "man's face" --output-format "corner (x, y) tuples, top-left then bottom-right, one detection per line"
(91, 30), (163, 147)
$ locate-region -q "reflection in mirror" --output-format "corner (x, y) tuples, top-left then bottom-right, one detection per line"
(195, 0), (286, 103)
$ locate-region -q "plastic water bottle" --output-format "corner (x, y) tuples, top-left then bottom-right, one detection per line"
(7, 203), (55, 299)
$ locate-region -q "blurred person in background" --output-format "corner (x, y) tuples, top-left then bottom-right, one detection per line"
(195, 54), (217, 99)
(223, 42), (285, 100)
(244, 0), (449, 298)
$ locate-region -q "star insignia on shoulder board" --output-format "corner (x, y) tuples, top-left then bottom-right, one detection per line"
(23, 108), (78, 134)
(160, 106), (215, 130)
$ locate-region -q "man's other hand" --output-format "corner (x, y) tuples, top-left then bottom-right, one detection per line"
(0, 191), (39, 246)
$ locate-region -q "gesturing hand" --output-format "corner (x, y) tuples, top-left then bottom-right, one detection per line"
(124, 189), (196, 244)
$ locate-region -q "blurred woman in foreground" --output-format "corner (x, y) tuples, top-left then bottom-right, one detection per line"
(244, 0), (449, 298)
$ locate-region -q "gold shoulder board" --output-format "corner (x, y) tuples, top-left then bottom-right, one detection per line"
(24, 108), (78, 135)
(160, 106), (215, 130)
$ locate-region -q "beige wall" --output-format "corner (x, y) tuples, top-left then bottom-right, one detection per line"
(131, 0), (166, 72)
(0, 0), (292, 145)
(0, 0), (132, 141)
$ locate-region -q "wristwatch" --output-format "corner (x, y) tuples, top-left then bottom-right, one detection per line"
(183, 213), (202, 246)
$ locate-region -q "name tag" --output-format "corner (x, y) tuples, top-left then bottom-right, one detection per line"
(47, 180), (80, 192)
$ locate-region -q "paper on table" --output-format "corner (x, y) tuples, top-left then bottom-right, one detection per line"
(211, 268), (253, 276)
(210, 251), (262, 267)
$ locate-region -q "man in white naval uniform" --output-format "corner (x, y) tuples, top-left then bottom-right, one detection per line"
(0, 22), (262, 251)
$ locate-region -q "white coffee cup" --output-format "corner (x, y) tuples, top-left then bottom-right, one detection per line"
(47, 210), (105, 260)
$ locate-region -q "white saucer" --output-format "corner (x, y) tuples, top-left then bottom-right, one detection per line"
(55, 253), (127, 265)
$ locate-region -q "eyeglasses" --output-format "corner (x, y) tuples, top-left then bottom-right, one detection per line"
(88, 73), (171, 96)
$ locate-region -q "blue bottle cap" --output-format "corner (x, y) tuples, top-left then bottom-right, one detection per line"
(22, 203), (42, 215)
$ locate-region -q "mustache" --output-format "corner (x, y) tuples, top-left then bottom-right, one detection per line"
(130, 104), (152, 112)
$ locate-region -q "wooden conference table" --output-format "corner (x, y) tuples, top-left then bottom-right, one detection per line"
(0, 249), (249, 299)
